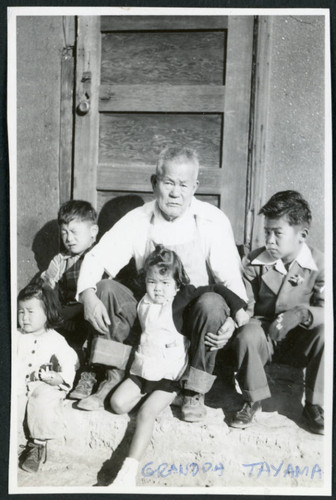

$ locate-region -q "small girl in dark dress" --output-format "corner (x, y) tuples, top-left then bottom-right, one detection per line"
(109, 245), (248, 487)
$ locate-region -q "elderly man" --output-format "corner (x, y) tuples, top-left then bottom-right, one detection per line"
(76, 146), (247, 420)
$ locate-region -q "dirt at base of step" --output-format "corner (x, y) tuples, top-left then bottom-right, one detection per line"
(15, 363), (325, 492)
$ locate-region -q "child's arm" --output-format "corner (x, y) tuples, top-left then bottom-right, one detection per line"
(41, 253), (67, 289)
(305, 262), (324, 328)
(183, 284), (249, 327)
(268, 264), (325, 342)
(211, 284), (247, 319)
(241, 255), (260, 318)
(234, 308), (250, 327)
(47, 335), (79, 390)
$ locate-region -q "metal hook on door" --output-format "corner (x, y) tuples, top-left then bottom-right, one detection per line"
(76, 71), (91, 115)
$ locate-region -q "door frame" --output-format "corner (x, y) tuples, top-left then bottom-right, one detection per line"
(59, 14), (272, 248)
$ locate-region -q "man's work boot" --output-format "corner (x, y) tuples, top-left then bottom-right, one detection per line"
(302, 402), (324, 435)
(77, 368), (125, 411)
(181, 391), (207, 422)
(68, 370), (97, 400)
(229, 401), (262, 429)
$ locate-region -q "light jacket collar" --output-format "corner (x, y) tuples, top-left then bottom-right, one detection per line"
(251, 243), (318, 273)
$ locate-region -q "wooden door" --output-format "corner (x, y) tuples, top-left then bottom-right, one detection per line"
(73, 15), (254, 242)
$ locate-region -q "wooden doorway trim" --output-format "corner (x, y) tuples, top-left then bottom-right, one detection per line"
(59, 16), (76, 205)
(73, 17), (101, 206)
(245, 16), (273, 249)
(221, 16), (254, 242)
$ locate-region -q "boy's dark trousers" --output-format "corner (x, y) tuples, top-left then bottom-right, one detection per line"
(231, 318), (324, 405)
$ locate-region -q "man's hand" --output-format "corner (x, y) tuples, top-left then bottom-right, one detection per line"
(204, 317), (236, 351)
(80, 288), (111, 334)
(268, 307), (311, 342)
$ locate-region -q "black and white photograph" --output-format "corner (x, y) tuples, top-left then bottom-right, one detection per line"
(7, 6), (333, 495)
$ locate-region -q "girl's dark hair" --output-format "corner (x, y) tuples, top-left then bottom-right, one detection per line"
(17, 280), (63, 329)
(259, 190), (312, 228)
(140, 244), (190, 288)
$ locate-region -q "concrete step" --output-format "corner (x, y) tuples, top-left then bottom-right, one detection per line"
(17, 364), (324, 490)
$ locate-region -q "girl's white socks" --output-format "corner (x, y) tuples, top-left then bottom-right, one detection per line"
(111, 457), (139, 487)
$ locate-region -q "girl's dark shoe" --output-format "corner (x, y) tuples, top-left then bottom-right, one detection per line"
(229, 401), (262, 429)
(19, 440), (47, 473)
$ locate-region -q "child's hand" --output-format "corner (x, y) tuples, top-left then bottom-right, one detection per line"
(39, 369), (63, 386)
(268, 307), (311, 342)
(234, 308), (250, 327)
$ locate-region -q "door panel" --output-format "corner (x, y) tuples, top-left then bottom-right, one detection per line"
(100, 15), (229, 31)
(73, 15), (253, 242)
(99, 85), (225, 112)
(101, 31), (226, 85)
(99, 113), (222, 166)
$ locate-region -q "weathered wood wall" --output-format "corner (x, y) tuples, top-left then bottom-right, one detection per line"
(16, 15), (326, 292)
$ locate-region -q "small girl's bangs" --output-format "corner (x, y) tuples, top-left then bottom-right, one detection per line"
(147, 263), (174, 278)
(143, 245), (190, 288)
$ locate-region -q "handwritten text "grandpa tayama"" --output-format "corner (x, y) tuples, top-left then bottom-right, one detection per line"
(141, 461), (322, 480)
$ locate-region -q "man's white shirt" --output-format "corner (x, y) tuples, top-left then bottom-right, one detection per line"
(76, 198), (247, 301)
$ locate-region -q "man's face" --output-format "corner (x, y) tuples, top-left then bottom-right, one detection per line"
(153, 159), (199, 220)
(264, 217), (306, 263)
(60, 219), (98, 255)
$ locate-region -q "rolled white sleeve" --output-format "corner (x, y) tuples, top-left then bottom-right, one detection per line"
(76, 211), (137, 299)
(202, 209), (248, 301)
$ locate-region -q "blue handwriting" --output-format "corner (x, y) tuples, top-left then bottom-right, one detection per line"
(142, 461), (224, 478)
(242, 461), (322, 480)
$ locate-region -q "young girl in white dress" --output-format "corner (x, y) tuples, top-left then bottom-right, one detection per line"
(17, 282), (78, 473)
(109, 245), (248, 486)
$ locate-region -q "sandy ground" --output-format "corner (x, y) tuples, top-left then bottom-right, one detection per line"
(15, 361), (325, 493)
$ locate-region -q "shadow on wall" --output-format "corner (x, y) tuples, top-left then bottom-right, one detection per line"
(32, 219), (60, 272)
(31, 195), (145, 273)
(97, 194), (145, 241)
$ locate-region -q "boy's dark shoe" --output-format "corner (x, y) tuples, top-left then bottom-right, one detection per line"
(19, 440), (47, 473)
(77, 368), (124, 411)
(229, 401), (262, 429)
(69, 371), (97, 400)
(302, 402), (324, 435)
(181, 392), (207, 422)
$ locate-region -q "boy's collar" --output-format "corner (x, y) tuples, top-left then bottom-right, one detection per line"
(251, 243), (318, 273)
